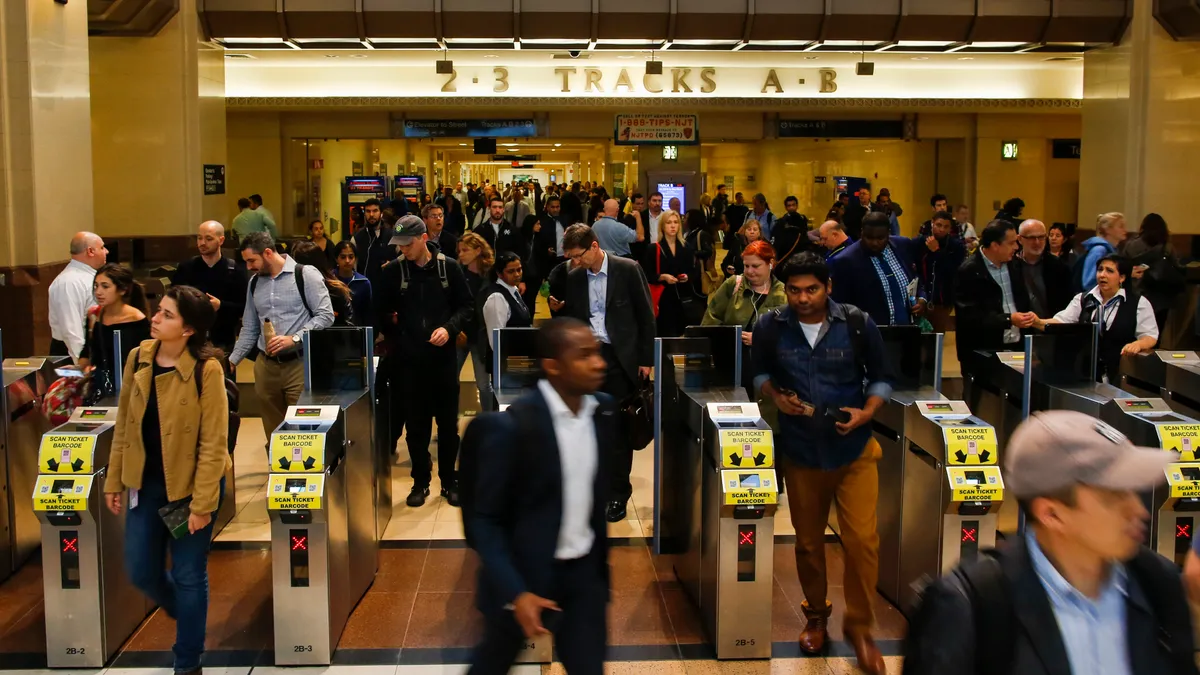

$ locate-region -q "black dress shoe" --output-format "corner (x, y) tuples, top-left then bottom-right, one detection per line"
(442, 483), (461, 507)
(406, 485), (430, 507)
(605, 500), (627, 523)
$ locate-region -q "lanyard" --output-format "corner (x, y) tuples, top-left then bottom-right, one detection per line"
(1096, 295), (1122, 334)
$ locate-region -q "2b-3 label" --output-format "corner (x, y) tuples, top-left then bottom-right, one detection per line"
(734, 638), (756, 646)
(293, 645), (313, 653)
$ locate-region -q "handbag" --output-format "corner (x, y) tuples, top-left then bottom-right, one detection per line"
(648, 243), (665, 317)
(621, 380), (655, 451)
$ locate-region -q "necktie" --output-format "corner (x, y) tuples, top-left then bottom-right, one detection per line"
(514, 290), (528, 313)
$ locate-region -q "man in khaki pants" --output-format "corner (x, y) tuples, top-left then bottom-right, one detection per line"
(229, 232), (334, 437)
(751, 252), (892, 675)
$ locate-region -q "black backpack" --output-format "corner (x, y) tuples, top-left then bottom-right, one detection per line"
(903, 547), (1197, 675)
(1071, 241), (1110, 294)
(134, 349), (240, 456)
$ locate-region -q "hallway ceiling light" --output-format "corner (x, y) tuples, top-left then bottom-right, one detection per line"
(554, 143), (562, 147)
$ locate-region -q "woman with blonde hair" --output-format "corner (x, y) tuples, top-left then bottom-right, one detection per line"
(456, 232), (497, 411)
(641, 209), (697, 337)
(1078, 211), (1129, 292)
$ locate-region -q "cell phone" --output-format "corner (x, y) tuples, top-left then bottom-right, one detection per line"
(1135, 264), (1150, 271)
(825, 407), (852, 425)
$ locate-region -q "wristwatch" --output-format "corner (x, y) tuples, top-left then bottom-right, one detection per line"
(291, 334), (301, 345)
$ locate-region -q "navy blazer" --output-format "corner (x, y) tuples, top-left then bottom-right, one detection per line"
(829, 237), (924, 327)
(462, 387), (614, 617)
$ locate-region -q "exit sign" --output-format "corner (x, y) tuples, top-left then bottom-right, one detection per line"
(1001, 141), (1019, 161)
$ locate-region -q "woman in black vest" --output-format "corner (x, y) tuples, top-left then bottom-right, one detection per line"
(1034, 254), (1159, 383)
(477, 252), (533, 400)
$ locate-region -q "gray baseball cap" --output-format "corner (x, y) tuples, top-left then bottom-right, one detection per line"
(389, 215), (427, 246)
(1005, 410), (1173, 500)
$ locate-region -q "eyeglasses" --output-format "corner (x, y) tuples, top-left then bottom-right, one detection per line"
(1020, 234), (1047, 242)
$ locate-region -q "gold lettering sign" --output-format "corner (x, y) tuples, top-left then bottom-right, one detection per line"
(761, 69), (783, 94)
(820, 69), (838, 93)
(549, 67), (843, 96)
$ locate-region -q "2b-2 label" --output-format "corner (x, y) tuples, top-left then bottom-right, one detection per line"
(64, 647), (86, 655)
(734, 638), (756, 646)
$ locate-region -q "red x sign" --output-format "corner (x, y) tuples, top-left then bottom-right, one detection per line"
(961, 528), (977, 543)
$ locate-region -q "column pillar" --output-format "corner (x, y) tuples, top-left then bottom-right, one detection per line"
(89, 0), (226, 238)
(1079, 0), (1200, 233)
(0, 0), (95, 355)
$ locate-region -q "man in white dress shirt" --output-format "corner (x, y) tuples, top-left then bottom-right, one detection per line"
(462, 318), (613, 675)
(48, 232), (108, 361)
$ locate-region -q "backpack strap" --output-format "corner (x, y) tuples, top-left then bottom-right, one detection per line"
(294, 263), (314, 319)
(399, 259), (410, 293)
(436, 252), (449, 290)
(844, 305), (869, 376)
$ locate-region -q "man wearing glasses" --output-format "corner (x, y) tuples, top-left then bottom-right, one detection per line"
(1013, 219), (1074, 319)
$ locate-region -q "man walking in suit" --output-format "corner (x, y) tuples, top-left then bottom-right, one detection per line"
(553, 225), (655, 522)
(462, 318), (613, 675)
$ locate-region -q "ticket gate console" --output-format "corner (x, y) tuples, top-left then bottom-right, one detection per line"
(1100, 397), (1200, 552)
(268, 328), (380, 665)
(1156, 461), (1200, 567)
(34, 329), (153, 667)
(488, 325), (552, 663)
(869, 326), (950, 608)
(659, 326), (778, 660)
(896, 400), (1005, 614)
(1120, 351), (1200, 419)
(1, 352), (66, 582)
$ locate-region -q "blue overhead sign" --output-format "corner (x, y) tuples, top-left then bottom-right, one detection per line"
(399, 119), (537, 138)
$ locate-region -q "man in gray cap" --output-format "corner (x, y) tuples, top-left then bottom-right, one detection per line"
(375, 215), (475, 508)
(903, 410), (1196, 675)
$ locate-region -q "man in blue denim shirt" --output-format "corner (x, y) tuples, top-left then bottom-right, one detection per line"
(752, 252), (892, 675)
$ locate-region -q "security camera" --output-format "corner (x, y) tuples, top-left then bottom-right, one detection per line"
(568, 50), (582, 58)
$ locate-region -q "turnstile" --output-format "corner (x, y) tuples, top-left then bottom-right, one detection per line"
(660, 327), (778, 660)
(1156, 461), (1200, 567)
(2, 354), (64, 582)
(268, 328), (380, 665)
(36, 406), (154, 667)
(871, 326), (947, 608)
(896, 400), (1004, 614)
(1120, 351), (1200, 420)
(1100, 397), (1200, 551)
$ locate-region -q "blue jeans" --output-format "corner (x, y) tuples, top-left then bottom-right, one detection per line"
(457, 343), (495, 413)
(125, 478), (224, 673)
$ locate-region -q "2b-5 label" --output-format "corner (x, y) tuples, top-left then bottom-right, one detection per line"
(734, 638), (756, 646)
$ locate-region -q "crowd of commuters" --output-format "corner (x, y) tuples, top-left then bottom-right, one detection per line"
(41, 176), (1200, 675)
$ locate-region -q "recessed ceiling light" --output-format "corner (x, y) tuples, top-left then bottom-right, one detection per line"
(348, 54), (367, 59)
(554, 143), (562, 147)
(911, 56), (929, 61)
(459, 143), (467, 146)
(552, 149), (556, 152)
(483, 54), (499, 58)
(804, 56), (819, 60)
(324, 54), (340, 58)
(617, 55), (634, 59)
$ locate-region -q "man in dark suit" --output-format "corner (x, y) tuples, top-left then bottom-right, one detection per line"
(1012, 218), (1073, 319)
(526, 196), (567, 307)
(462, 318), (612, 675)
(553, 225), (655, 522)
(954, 220), (1036, 375)
(829, 213), (927, 328)
(842, 188), (880, 241)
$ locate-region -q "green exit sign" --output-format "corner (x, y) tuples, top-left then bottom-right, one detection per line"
(1001, 141), (1019, 161)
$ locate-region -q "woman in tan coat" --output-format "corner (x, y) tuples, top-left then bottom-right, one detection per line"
(104, 285), (230, 675)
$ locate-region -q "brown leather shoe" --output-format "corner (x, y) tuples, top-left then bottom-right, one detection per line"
(849, 632), (886, 675)
(797, 615), (829, 654)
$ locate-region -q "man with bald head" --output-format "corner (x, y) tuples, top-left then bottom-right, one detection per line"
(48, 232), (108, 360)
(171, 221), (248, 353)
(1013, 218), (1073, 318)
(593, 197), (643, 259)
(818, 220), (851, 261)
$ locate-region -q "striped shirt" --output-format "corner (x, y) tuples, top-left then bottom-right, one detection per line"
(1027, 530), (1131, 675)
(983, 255), (1021, 344)
(230, 256), (335, 365)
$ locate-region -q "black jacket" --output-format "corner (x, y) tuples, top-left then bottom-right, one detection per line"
(904, 538), (1197, 675)
(842, 201), (880, 241)
(563, 253), (656, 382)
(351, 223), (396, 287)
(1011, 253), (1074, 319)
(954, 252), (1031, 368)
(475, 219), (526, 262)
(461, 387), (613, 616)
(525, 214), (564, 280)
(374, 243), (474, 362)
(771, 213), (810, 266)
(170, 255), (247, 347)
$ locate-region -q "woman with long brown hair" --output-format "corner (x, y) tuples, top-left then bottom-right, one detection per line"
(80, 264), (151, 403)
(104, 285), (230, 675)
(292, 241), (354, 326)
(456, 232), (497, 411)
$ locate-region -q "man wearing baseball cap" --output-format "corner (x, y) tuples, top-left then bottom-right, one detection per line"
(903, 410), (1196, 675)
(375, 215), (474, 508)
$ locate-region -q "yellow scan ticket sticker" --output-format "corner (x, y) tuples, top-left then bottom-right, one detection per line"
(944, 426), (998, 465)
(32, 474), (93, 511)
(721, 469), (778, 506)
(267, 474), (325, 510)
(946, 466), (1005, 503)
(38, 434), (96, 474)
(1157, 424), (1200, 461)
(1165, 463), (1200, 499)
(269, 432), (326, 473)
(719, 428), (774, 469)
